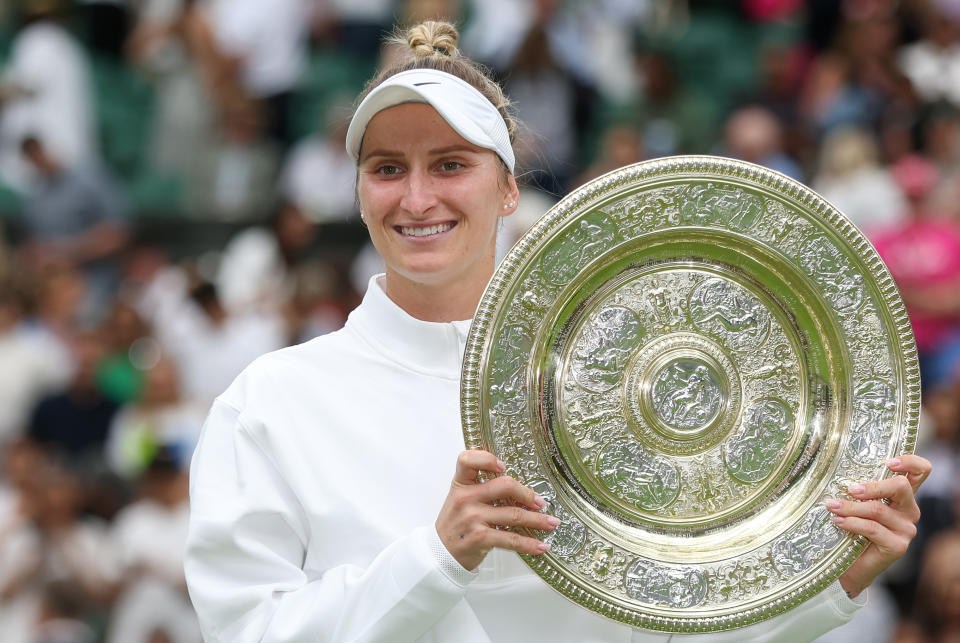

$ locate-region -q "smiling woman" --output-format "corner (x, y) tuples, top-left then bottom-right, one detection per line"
(183, 20), (930, 643)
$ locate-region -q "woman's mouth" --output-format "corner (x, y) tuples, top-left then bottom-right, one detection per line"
(398, 222), (455, 237)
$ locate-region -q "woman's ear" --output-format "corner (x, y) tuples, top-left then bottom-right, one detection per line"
(501, 174), (520, 217)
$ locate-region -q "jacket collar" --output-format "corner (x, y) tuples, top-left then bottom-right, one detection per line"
(348, 275), (473, 380)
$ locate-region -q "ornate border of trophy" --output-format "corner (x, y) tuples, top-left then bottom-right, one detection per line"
(461, 156), (920, 632)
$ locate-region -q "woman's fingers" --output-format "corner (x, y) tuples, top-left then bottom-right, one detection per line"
(847, 473), (920, 515)
(885, 454), (932, 494)
(483, 504), (560, 532)
(471, 474), (547, 511)
(452, 449), (505, 485)
(828, 514), (912, 557)
(825, 498), (917, 537)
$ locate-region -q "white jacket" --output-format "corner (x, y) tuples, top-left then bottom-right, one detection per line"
(185, 276), (864, 642)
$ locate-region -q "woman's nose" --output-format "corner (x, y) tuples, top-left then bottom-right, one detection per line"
(399, 168), (438, 215)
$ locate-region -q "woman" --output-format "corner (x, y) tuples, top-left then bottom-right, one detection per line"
(185, 21), (931, 642)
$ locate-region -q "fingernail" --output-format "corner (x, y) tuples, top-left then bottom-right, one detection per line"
(830, 515), (845, 525)
(546, 516), (561, 528)
(496, 459), (506, 471)
(887, 457), (901, 469)
(824, 499), (842, 510)
(849, 484), (865, 495)
(534, 494), (548, 509)
(536, 542), (551, 553)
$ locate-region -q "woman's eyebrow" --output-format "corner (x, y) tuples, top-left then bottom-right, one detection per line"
(429, 145), (481, 156)
(359, 148), (403, 162)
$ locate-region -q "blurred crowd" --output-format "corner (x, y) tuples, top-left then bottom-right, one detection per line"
(0, 0), (959, 641)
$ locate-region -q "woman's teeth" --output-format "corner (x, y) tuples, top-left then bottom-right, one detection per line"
(401, 223), (453, 237)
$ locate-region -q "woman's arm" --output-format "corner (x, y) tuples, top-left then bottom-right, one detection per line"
(185, 398), (478, 643)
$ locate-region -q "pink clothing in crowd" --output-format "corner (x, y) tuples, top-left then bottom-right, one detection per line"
(871, 218), (960, 352)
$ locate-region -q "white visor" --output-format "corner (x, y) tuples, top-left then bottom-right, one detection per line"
(346, 68), (515, 173)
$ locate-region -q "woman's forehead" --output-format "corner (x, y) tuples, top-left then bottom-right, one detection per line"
(360, 103), (487, 158)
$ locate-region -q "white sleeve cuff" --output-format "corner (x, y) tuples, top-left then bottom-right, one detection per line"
(426, 525), (478, 588)
(829, 580), (868, 617)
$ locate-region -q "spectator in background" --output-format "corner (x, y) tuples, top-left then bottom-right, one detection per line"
(0, 280), (71, 448)
(898, 1), (960, 108)
(723, 104), (804, 181)
(573, 121), (645, 188)
(216, 202), (316, 317)
(812, 126), (907, 235)
(0, 0), (96, 191)
(187, 100), (280, 221)
(75, 0), (131, 61)
(280, 100), (357, 223)
(105, 358), (204, 479)
(18, 135), (129, 322)
(871, 154), (960, 391)
(205, 0), (310, 147)
(107, 449), (199, 643)
(27, 332), (118, 466)
(912, 527), (960, 641)
(140, 273), (285, 408)
(127, 0), (217, 187)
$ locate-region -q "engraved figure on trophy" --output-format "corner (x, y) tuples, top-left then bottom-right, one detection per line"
(848, 379), (896, 465)
(753, 343), (800, 389)
(772, 507), (844, 577)
(797, 235), (864, 311)
(624, 559), (708, 608)
(526, 479), (587, 557)
(681, 184), (763, 231)
(489, 324), (533, 415)
(712, 560), (770, 601)
(724, 398), (795, 484)
(652, 360), (724, 430)
(597, 439), (681, 510)
(541, 213), (618, 285)
(578, 540), (630, 587)
(571, 307), (645, 392)
(689, 278), (771, 351)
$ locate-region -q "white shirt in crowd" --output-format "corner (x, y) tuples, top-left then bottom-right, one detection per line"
(206, 0), (309, 97)
(185, 275), (864, 642)
(0, 21), (96, 189)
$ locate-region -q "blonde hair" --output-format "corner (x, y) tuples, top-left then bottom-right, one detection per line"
(356, 21), (518, 149)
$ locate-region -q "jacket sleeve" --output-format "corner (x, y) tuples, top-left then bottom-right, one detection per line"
(663, 580), (866, 642)
(184, 398), (478, 643)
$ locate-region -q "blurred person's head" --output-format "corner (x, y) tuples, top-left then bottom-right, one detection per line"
(0, 278), (27, 332)
(20, 136), (60, 178)
(32, 461), (83, 530)
(271, 203), (316, 263)
(598, 124), (644, 171)
(817, 127), (881, 176)
(915, 529), (960, 634)
(34, 261), (87, 329)
(103, 300), (149, 352)
(891, 154), (941, 212)
(725, 105), (784, 165)
(402, 0), (461, 24)
(18, 0), (65, 25)
(189, 281), (226, 325)
(140, 357), (181, 407)
(139, 446), (189, 507)
(1, 438), (46, 490)
(923, 104), (960, 166)
(221, 99), (265, 146)
(923, 382), (960, 444)
(69, 331), (106, 394)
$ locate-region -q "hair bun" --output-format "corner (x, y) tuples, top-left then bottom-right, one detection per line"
(406, 20), (459, 59)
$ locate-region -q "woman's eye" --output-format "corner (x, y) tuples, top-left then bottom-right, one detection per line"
(440, 161), (463, 172)
(377, 165), (401, 176)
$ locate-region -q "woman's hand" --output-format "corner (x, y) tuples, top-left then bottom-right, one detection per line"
(830, 454), (932, 598)
(436, 450), (560, 571)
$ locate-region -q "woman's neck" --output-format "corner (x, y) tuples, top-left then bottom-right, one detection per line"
(383, 272), (489, 323)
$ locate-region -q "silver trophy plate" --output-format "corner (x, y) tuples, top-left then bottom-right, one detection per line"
(461, 156), (920, 632)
